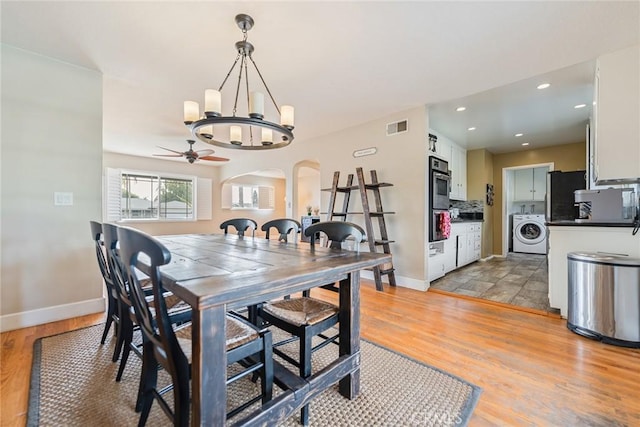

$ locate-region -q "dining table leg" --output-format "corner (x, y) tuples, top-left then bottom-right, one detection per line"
(338, 270), (361, 399)
(191, 304), (227, 426)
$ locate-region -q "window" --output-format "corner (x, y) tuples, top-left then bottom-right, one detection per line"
(106, 168), (212, 222)
(121, 173), (193, 219)
(227, 184), (274, 210)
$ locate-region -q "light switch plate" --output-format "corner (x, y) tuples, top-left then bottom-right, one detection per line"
(54, 192), (73, 206)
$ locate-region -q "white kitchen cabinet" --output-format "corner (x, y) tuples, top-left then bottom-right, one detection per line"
(592, 44), (640, 184)
(441, 222), (481, 274)
(462, 222), (481, 265)
(547, 225), (640, 317)
(513, 167), (547, 201)
(468, 222), (482, 263)
(428, 241), (446, 282)
(449, 144), (467, 201)
(429, 134), (451, 161)
(444, 223), (465, 272)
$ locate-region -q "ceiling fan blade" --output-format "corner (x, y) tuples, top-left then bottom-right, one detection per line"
(153, 154), (184, 157)
(195, 149), (215, 156)
(157, 146), (186, 155)
(199, 155), (230, 162)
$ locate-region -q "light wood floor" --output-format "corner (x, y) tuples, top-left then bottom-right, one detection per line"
(2, 281), (639, 426)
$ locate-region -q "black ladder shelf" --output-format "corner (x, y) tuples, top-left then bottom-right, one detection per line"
(323, 168), (396, 291)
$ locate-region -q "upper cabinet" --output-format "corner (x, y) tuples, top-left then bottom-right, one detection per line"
(513, 167), (547, 201)
(428, 130), (467, 201)
(428, 132), (451, 161)
(592, 45), (640, 184)
(449, 143), (467, 201)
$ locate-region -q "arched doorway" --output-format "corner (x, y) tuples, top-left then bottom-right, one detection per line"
(292, 160), (320, 220)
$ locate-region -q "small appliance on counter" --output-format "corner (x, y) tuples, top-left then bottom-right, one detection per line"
(574, 188), (637, 223)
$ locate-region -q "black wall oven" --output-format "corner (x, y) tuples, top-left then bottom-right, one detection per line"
(429, 156), (451, 242)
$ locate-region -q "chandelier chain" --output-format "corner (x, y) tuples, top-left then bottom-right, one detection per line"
(249, 56), (281, 115)
(242, 54), (254, 144)
(218, 52), (241, 93)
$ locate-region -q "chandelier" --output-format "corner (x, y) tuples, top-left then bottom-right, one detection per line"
(183, 14), (294, 150)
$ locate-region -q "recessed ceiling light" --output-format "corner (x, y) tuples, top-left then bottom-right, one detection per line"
(574, 104), (586, 109)
(522, 142), (530, 146)
(456, 107), (466, 112)
(467, 127), (476, 131)
(537, 83), (551, 90)
(515, 133), (524, 137)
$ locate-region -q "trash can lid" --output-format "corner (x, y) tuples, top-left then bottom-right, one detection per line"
(568, 251), (640, 266)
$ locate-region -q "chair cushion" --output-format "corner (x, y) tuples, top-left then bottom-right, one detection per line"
(173, 315), (260, 362)
(262, 297), (338, 327)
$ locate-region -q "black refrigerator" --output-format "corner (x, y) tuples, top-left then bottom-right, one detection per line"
(546, 170), (587, 221)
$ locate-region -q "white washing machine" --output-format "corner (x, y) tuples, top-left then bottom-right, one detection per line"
(513, 214), (547, 254)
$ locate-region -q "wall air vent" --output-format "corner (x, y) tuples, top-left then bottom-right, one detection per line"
(386, 119), (409, 136)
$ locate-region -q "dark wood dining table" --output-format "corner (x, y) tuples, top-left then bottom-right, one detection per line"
(154, 233), (391, 426)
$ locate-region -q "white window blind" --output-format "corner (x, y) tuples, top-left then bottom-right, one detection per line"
(258, 186), (275, 209)
(105, 168), (122, 222)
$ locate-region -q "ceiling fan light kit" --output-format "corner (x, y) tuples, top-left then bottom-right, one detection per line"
(183, 13), (294, 150)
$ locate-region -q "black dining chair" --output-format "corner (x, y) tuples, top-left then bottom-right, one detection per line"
(261, 218), (301, 242)
(220, 218), (257, 237)
(257, 221), (366, 425)
(89, 221), (119, 349)
(117, 225), (273, 426)
(102, 223), (191, 386)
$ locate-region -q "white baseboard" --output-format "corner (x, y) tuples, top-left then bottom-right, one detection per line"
(0, 297), (105, 332)
(361, 270), (428, 292)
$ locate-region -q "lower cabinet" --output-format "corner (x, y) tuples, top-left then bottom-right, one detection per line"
(465, 223), (482, 265)
(547, 225), (640, 317)
(444, 222), (481, 274)
(428, 241), (446, 282)
(429, 222), (482, 282)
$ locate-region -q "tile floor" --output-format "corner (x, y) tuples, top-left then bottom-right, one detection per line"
(429, 252), (553, 312)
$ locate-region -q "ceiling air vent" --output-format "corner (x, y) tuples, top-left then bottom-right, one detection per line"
(386, 119), (408, 136)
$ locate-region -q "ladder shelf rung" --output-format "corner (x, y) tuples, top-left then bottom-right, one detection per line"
(374, 240), (395, 245)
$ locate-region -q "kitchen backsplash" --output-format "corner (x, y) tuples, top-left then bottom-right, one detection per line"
(450, 199), (483, 213)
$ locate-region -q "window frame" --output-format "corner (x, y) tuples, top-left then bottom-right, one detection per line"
(229, 183), (275, 211)
(105, 168), (211, 223)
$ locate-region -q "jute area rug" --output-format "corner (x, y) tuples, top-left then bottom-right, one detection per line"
(28, 325), (481, 426)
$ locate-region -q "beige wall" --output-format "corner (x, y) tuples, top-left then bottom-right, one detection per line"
(491, 141), (586, 254)
(1, 46), (103, 330)
(467, 149), (495, 258)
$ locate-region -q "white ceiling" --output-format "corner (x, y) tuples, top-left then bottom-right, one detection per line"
(2, 1), (639, 160)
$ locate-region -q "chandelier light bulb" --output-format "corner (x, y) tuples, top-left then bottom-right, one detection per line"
(281, 105), (295, 128)
(249, 92), (265, 118)
(205, 90), (221, 117)
(184, 101), (200, 124)
(261, 128), (273, 145)
(230, 125), (242, 145)
(199, 125), (214, 138)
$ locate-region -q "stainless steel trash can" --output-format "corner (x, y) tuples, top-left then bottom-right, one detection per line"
(567, 252), (640, 348)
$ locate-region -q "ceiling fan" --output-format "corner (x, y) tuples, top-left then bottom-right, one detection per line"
(153, 140), (229, 163)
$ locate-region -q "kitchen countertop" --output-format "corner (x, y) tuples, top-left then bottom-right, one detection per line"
(450, 218), (484, 223)
(547, 220), (637, 227)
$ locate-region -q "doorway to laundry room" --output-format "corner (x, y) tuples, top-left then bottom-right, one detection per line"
(503, 163), (552, 256)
